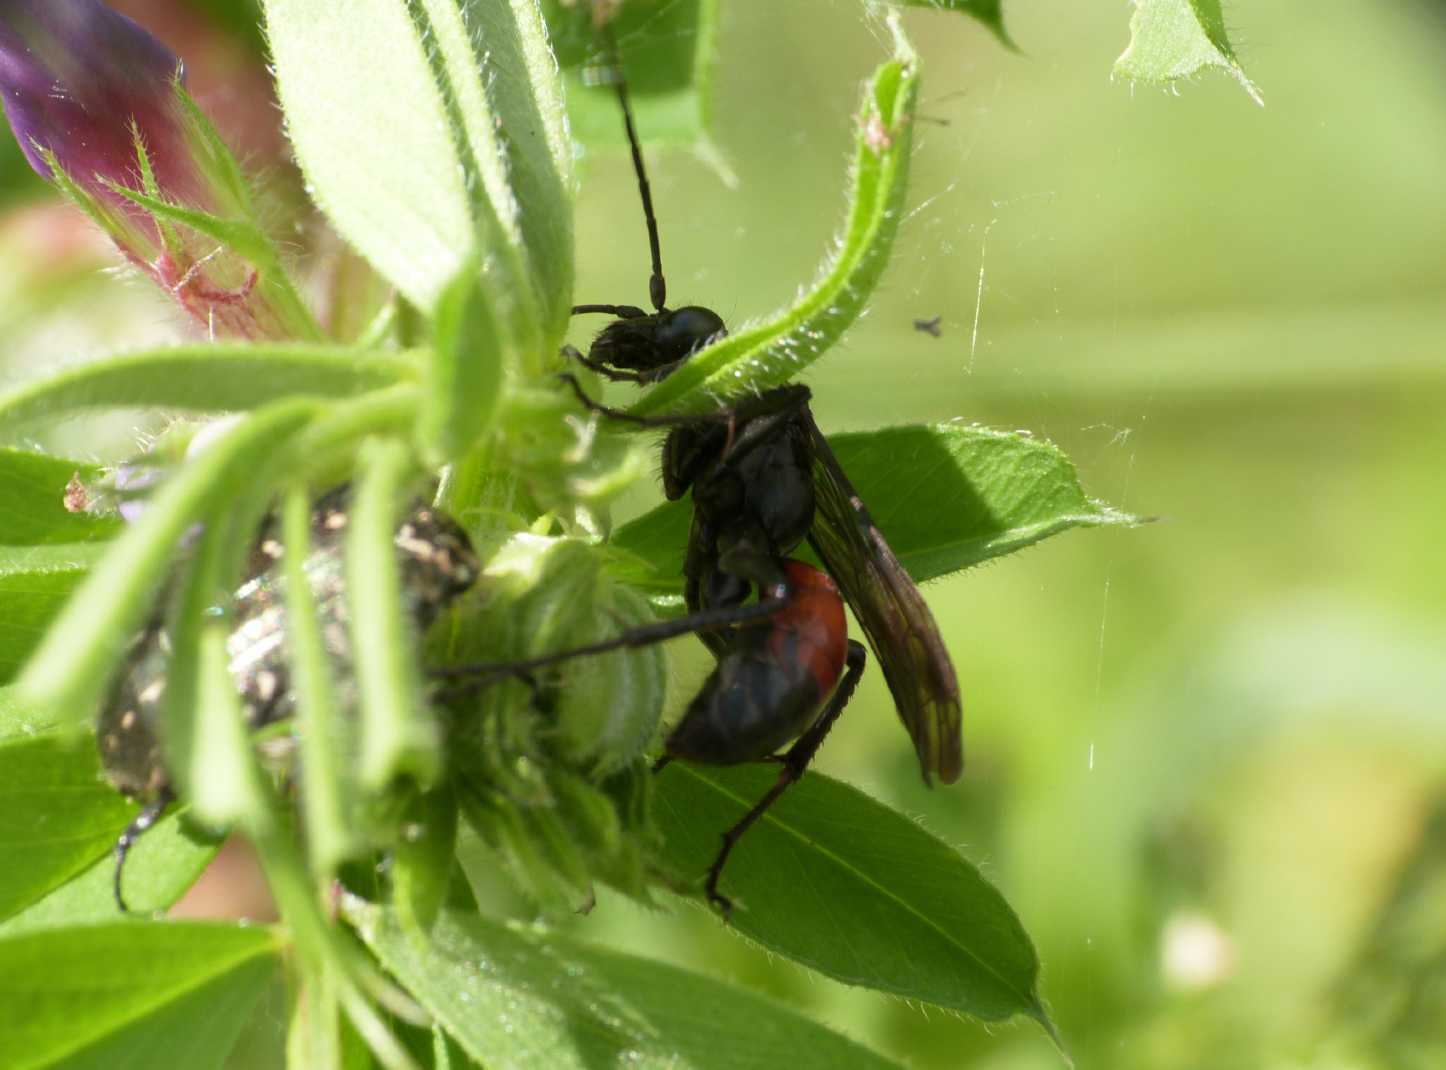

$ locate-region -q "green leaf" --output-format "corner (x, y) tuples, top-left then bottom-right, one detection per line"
(897, 0), (1013, 48)
(262, 0), (573, 350)
(346, 900), (905, 1069)
(0, 810), (217, 936)
(417, 262), (505, 466)
(631, 17), (918, 416)
(0, 734), (135, 924)
(0, 450), (121, 546)
(0, 544), (106, 684)
(543, 0), (721, 153)
(654, 765), (1053, 1031)
(348, 439), (438, 790)
(612, 422), (1139, 591)
(281, 485), (358, 875)
(14, 400), (317, 727)
(0, 344), (415, 429)
(0, 921), (280, 1070)
(1114, 0), (1261, 104)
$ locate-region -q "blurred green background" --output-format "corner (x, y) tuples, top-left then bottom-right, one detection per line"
(3, 2), (1443, 1068)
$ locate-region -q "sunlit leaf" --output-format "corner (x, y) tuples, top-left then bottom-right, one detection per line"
(262, 0), (573, 350)
(0, 344), (414, 429)
(0, 734), (134, 924)
(0, 543), (105, 683)
(0, 921), (280, 1070)
(0, 810), (217, 936)
(654, 764), (1055, 1032)
(612, 422), (1139, 591)
(631, 17), (918, 416)
(1114, 0), (1261, 104)
(0, 450), (120, 546)
(417, 262), (505, 466)
(347, 900), (905, 1069)
(348, 438), (438, 790)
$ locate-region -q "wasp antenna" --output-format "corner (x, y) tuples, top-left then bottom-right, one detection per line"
(601, 25), (667, 312)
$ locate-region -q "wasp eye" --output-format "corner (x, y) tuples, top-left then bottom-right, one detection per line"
(657, 305), (726, 361)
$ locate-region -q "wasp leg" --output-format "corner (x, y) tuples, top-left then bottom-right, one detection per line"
(561, 344), (652, 384)
(704, 640), (867, 916)
(113, 787), (175, 914)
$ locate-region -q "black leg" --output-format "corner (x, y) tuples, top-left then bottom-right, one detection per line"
(703, 640), (867, 915)
(113, 788), (174, 913)
(430, 578), (792, 699)
(563, 345), (650, 384)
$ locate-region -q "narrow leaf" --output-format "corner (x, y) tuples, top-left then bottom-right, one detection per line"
(612, 422), (1139, 591)
(632, 17), (918, 416)
(0, 734), (134, 923)
(0, 922), (280, 1070)
(282, 485), (358, 874)
(0, 450), (121, 545)
(417, 262), (505, 466)
(0, 344), (414, 428)
(654, 764), (1052, 1029)
(346, 901), (905, 1070)
(262, 0), (572, 350)
(348, 439), (438, 790)
(14, 400), (316, 726)
(1114, 0), (1262, 104)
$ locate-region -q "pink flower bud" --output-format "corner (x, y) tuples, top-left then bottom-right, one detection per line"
(0, 0), (196, 206)
(0, 1), (312, 339)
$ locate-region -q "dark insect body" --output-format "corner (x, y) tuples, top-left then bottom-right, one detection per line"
(98, 489), (479, 911)
(444, 34), (962, 911)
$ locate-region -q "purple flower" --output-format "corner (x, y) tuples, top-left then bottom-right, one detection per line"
(0, 1), (311, 339)
(0, 1), (197, 205)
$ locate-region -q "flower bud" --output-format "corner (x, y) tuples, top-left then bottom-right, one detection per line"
(0, 1), (311, 339)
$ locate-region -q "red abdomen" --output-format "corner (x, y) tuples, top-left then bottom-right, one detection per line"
(770, 561), (847, 696)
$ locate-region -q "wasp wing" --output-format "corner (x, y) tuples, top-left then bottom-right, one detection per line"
(804, 412), (963, 784)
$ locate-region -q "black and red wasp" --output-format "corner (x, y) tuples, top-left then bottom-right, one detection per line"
(441, 33), (963, 911)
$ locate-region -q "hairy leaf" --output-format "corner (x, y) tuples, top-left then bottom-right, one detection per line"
(1115, 0), (1261, 104)
(347, 901), (905, 1069)
(0, 450), (120, 546)
(0, 922), (280, 1070)
(0, 344), (414, 428)
(612, 422), (1139, 591)
(631, 17), (918, 416)
(263, 0), (573, 349)
(654, 764), (1054, 1031)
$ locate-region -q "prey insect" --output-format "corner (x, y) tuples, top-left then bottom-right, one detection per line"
(441, 35), (962, 912)
(97, 487), (478, 911)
